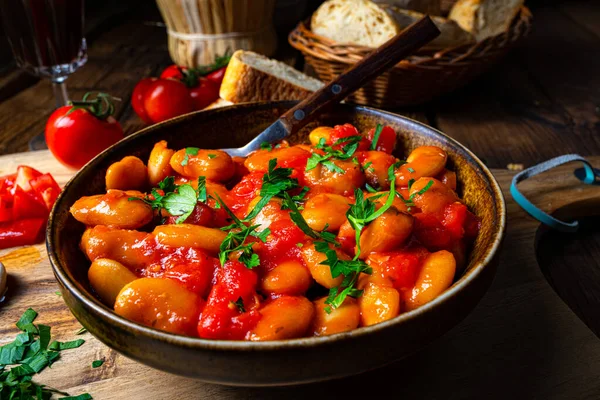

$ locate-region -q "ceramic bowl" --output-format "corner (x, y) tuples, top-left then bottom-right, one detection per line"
(47, 101), (506, 386)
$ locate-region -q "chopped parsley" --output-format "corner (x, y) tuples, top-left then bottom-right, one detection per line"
(260, 142), (273, 151)
(215, 194), (269, 269)
(207, 154), (217, 159)
(396, 178), (434, 211)
(306, 136), (363, 173)
(92, 359), (104, 368)
(407, 167), (415, 173)
(0, 308), (92, 399)
(132, 176), (206, 223)
(181, 147), (200, 166)
(369, 124), (383, 150)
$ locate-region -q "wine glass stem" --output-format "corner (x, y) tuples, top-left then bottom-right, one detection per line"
(52, 77), (69, 108)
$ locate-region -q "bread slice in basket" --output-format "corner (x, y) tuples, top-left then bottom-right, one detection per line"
(311, 0), (400, 48)
(382, 6), (475, 49)
(219, 50), (324, 103)
(449, 0), (525, 41)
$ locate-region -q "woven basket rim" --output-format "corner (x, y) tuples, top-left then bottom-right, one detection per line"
(289, 5), (532, 68)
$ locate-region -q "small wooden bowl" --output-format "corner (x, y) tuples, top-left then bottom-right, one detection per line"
(46, 102), (506, 386)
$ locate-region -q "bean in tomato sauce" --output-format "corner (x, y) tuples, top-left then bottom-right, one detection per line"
(70, 123), (480, 339)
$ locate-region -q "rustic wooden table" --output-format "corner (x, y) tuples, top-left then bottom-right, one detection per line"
(0, 0), (599, 398)
(0, 0), (599, 167)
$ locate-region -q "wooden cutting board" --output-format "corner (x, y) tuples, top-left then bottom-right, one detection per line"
(1, 150), (599, 399)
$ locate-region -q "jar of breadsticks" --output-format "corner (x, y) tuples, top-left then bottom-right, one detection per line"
(156, 0), (278, 67)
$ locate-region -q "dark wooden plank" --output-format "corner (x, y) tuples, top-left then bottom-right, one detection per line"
(559, 0), (600, 39)
(433, 2), (600, 168)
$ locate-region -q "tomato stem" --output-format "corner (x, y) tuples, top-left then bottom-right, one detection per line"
(69, 92), (120, 120)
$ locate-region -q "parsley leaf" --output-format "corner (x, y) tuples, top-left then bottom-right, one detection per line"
(181, 147), (199, 166)
(260, 142), (273, 151)
(215, 195), (268, 269)
(369, 124), (383, 150)
(245, 159), (299, 220)
(163, 184), (197, 223)
(133, 176), (208, 224)
(92, 359), (104, 368)
(314, 242), (372, 313)
(207, 153), (217, 159)
(305, 135), (363, 173)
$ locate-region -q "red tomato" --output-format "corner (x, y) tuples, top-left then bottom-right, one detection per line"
(163, 255), (218, 296)
(205, 66), (227, 86)
(365, 125), (397, 154)
(29, 173), (61, 210)
(197, 260), (260, 340)
(131, 77), (157, 124)
(330, 124), (370, 150)
(46, 106), (124, 170)
(413, 213), (453, 251)
(0, 218), (46, 249)
(382, 250), (426, 290)
(142, 79), (195, 124)
(159, 64), (186, 80)
(229, 172), (264, 214)
(12, 186), (48, 220)
(188, 78), (219, 110)
(442, 203), (468, 239)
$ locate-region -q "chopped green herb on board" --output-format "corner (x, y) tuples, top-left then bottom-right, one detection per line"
(0, 308), (93, 399)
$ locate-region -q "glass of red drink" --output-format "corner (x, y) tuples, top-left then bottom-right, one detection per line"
(1, 0), (87, 149)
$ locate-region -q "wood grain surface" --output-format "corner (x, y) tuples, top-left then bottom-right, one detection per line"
(0, 151), (599, 399)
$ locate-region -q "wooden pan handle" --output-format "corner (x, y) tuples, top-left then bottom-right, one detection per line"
(278, 16), (440, 134)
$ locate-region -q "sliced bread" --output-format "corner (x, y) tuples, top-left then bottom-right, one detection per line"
(311, 0), (400, 48)
(383, 6), (475, 49)
(448, 0), (524, 41)
(219, 50), (324, 103)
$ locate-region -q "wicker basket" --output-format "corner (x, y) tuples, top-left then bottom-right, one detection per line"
(289, 6), (532, 108)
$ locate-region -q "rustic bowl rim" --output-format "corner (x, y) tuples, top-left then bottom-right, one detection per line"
(47, 101), (506, 351)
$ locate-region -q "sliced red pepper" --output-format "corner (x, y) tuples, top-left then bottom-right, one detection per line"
(0, 218), (46, 249)
(0, 194), (13, 223)
(0, 173), (16, 195)
(12, 186), (49, 220)
(14, 165), (42, 193)
(29, 173), (61, 210)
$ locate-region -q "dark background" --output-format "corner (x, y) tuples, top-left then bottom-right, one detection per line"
(0, 0), (598, 165)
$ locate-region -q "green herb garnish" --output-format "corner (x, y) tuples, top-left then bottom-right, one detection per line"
(260, 142), (273, 151)
(207, 154), (217, 159)
(133, 176), (206, 223)
(314, 242), (372, 313)
(181, 147), (200, 166)
(215, 194), (269, 269)
(306, 136), (363, 173)
(92, 359), (104, 368)
(369, 124), (383, 150)
(0, 308), (92, 399)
